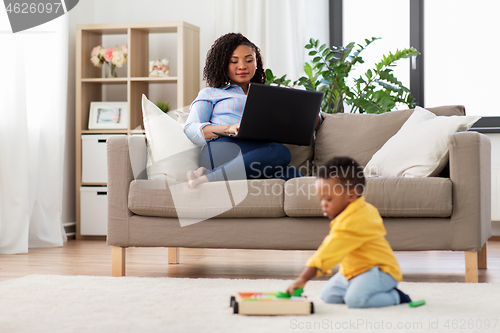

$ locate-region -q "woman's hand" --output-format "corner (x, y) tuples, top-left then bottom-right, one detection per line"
(202, 123), (240, 140)
(315, 115), (322, 130)
(225, 123), (240, 135)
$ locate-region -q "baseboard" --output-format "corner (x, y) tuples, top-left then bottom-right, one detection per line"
(492, 221), (500, 237)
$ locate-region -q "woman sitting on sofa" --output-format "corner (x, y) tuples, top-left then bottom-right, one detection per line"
(184, 32), (320, 188)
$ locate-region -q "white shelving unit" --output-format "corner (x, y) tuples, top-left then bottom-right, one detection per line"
(75, 21), (200, 238)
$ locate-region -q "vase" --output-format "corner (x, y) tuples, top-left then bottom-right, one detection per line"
(106, 62), (117, 78)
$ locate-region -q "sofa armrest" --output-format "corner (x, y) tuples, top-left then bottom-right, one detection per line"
(107, 135), (147, 246)
(449, 131), (491, 251)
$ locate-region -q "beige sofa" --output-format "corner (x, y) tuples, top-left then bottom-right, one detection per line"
(107, 105), (491, 282)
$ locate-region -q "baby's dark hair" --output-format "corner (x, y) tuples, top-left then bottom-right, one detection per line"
(317, 157), (365, 195)
(203, 32), (266, 88)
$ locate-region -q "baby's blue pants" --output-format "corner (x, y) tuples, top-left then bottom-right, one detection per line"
(320, 266), (401, 308)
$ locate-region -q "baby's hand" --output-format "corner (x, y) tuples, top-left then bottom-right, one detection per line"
(286, 278), (306, 294)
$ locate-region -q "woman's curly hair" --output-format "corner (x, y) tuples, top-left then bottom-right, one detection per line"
(203, 33), (266, 88)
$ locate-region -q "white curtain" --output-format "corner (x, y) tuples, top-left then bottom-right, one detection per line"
(0, 15), (68, 254)
(215, 0), (330, 81)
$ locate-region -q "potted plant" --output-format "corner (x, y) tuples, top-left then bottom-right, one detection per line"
(266, 37), (419, 114)
(155, 100), (171, 113)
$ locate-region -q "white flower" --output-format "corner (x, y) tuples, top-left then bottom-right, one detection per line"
(111, 50), (126, 67)
(91, 55), (102, 67)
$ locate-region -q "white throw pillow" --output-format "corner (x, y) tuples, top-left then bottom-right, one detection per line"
(174, 110), (190, 124)
(364, 106), (481, 178)
(142, 94), (200, 183)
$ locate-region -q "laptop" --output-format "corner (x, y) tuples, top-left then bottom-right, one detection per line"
(212, 83), (324, 146)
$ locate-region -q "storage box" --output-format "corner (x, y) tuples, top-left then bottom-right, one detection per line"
(80, 187), (108, 236)
(82, 135), (125, 183)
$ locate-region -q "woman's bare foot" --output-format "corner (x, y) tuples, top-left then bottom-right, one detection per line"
(187, 167), (207, 180)
(188, 175), (208, 188)
(186, 167), (208, 188)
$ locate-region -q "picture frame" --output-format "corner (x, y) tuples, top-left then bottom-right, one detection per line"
(88, 102), (128, 129)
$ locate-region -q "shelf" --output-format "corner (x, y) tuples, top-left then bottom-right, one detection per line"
(130, 76), (177, 83)
(77, 21), (199, 33)
(81, 77), (177, 83)
(81, 78), (128, 83)
(77, 26), (128, 35)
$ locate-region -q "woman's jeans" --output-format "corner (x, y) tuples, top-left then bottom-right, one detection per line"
(200, 137), (302, 182)
(320, 266), (401, 308)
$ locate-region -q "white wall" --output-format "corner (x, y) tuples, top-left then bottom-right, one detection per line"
(425, 1), (500, 116)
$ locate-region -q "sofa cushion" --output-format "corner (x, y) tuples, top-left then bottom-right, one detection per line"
(284, 141), (314, 176)
(315, 105), (466, 169)
(128, 179), (286, 218)
(284, 177), (452, 218)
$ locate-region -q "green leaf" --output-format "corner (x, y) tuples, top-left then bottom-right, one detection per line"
(340, 42), (356, 62)
(319, 44), (326, 52)
(366, 69), (373, 80)
(325, 53), (336, 61)
(321, 78), (331, 85)
(355, 77), (366, 85)
(304, 62), (313, 79)
(321, 71), (333, 80)
(375, 80), (402, 92)
(315, 63), (325, 71)
(308, 50), (317, 56)
(305, 44), (313, 49)
(265, 69), (274, 82)
(265, 69), (280, 85)
(378, 70), (410, 92)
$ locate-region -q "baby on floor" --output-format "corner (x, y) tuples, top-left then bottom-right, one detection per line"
(286, 156), (411, 308)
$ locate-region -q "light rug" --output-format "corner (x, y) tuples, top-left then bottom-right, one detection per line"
(0, 275), (499, 333)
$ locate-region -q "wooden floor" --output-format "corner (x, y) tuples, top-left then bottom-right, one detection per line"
(1, 239), (499, 283)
